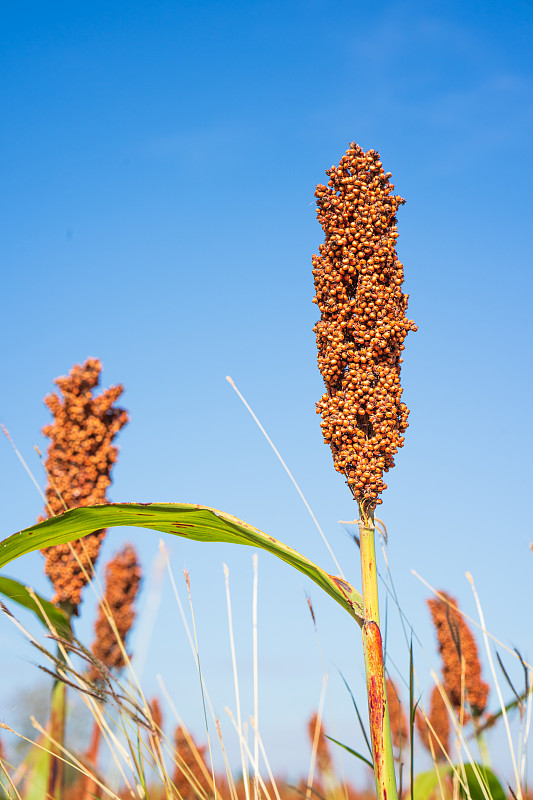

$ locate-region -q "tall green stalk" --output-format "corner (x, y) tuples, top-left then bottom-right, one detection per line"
(359, 509), (397, 800)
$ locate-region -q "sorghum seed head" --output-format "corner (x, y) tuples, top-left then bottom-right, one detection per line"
(89, 544), (141, 681)
(428, 592), (489, 717)
(307, 712), (333, 774)
(385, 677), (408, 751)
(40, 358), (128, 608)
(313, 144), (416, 512)
(149, 697), (163, 739)
(416, 685), (451, 761)
(173, 726), (210, 800)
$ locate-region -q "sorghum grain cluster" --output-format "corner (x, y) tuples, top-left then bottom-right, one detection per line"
(416, 685), (450, 760)
(40, 358), (128, 607)
(308, 712), (333, 775)
(89, 544), (141, 680)
(313, 143), (416, 509)
(385, 678), (408, 751)
(173, 726), (211, 800)
(428, 592), (489, 717)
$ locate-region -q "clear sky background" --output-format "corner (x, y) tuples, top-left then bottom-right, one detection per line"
(1, 0), (533, 786)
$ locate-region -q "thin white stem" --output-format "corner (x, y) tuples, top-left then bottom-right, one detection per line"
(466, 572), (523, 800)
(226, 376), (345, 578)
(224, 563), (251, 800)
(252, 553), (259, 800)
(224, 709), (279, 800)
(248, 716), (283, 800)
(184, 570), (219, 800)
(1, 425), (52, 514)
(520, 670), (532, 788)
(159, 541), (216, 722)
(306, 675), (328, 800)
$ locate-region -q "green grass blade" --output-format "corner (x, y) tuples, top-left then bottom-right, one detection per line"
(324, 734), (374, 770)
(337, 669), (373, 759)
(0, 503), (364, 624)
(0, 576), (72, 640)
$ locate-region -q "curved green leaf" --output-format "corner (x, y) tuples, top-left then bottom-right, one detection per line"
(0, 503), (364, 624)
(460, 764), (506, 800)
(0, 576), (72, 640)
(324, 734), (374, 769)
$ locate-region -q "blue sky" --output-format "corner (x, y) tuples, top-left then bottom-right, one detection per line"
(1, 0), (533, 784)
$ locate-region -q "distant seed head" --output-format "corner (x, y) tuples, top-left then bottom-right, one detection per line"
(307, 712), (333, 774)
(385, 677), (408, 751)
(149, 697), (163, 739)
(427, 592), (489, 718)
(173, 726), (210, 800)
(89, 544), (141, 681)
(313, 144), (416, 511)
(416, 685), (451, 760)
(40, 358), (128, 608)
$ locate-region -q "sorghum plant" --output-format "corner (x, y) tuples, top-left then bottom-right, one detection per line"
(1, 145), (418, 800)
(312, 143), (416, 800)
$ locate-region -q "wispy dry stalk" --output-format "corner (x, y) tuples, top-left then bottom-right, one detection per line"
(385, 678), (408, 753)
(427, 592), (489, 718)
(173, 726), (211, 800)
(416, 685), (451, 761)
(40, 358), (128, 609)
(313, 143), (416, 512)
(89, 544), (141, 681)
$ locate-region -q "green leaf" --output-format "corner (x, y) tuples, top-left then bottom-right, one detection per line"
(17, 733), (51, 800)
(324, 734), (374, 769)
(460, 764), (507, 800)
(0, 576), (71, 640)
(338, 669), (372, 758)
(412, 766), (451, 800)
(0, 503), (364, 624)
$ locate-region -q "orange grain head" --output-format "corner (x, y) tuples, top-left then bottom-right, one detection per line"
(307, 712), (333, 774)
(385, 677), (408, 752)
(313, 144), (416, 512)
(416, 684), (451, 761)
(89, 544), (141, 681)
(427, 592), (489, 718)
(40, 358), (128, 608)
(173, 726), (211, 800)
